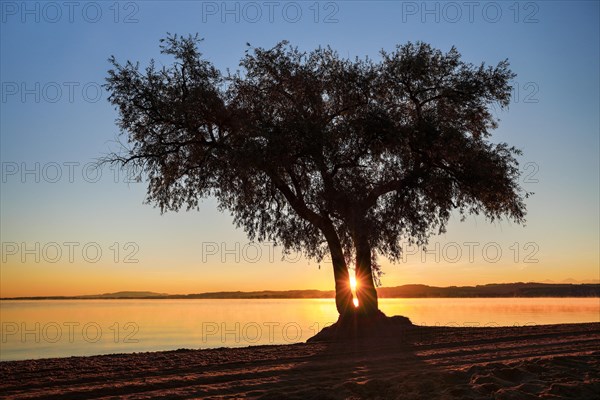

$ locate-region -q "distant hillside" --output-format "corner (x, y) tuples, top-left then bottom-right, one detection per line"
(169, 290), (334, 299)
(376, 283), (600, 298)
(80, 291), (169, 298)
(177, 283), (599, 299)
(3, 283), (598, 300)
(2, 291), (169, 300)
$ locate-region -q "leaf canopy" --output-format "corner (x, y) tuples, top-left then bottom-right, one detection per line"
(105, 34), (528, 269)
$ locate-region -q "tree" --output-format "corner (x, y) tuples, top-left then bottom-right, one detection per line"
(105, 34), (528, 320)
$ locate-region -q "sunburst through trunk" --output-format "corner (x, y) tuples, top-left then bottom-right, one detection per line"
(350, 273), (359, 308)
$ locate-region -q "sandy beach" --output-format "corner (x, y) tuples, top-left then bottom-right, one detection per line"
(1, 322), (598, 399)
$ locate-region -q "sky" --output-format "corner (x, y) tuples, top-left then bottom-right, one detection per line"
(1, 1), (599, 297)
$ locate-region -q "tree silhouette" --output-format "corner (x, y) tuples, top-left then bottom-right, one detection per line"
(105, 34), (528, 319)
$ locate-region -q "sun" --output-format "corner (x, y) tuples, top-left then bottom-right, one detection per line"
(350, 273), (359, 307)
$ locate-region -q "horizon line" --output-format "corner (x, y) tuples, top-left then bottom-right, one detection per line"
(3, 281), (600, 300)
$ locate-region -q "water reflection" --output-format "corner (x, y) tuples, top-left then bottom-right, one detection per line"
(1, 298), (598, 361)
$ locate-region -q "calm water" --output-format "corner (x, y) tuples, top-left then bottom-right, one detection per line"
(1, 298), (598, 361)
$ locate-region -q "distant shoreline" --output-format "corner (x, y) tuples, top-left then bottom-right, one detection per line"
(3, 282), (599, 300)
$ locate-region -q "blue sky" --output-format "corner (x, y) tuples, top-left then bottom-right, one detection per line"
(1, 1), (599, 296)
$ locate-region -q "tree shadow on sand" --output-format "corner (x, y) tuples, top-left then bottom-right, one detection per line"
(248, 326), (467, 400)
(225, 321), (600, 400)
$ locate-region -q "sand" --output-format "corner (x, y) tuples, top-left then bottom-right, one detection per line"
(1, 322), (598, 399)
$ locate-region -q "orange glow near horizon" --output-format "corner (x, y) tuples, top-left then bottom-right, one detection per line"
(1, 255), (599, 298)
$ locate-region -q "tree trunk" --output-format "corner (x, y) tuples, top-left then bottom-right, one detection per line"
(332, 252), (354, 317)
(322, 225), (354, 317)
(354, 232), (379, 315)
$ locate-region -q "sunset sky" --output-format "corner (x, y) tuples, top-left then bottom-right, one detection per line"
(1, 1), (598, 297)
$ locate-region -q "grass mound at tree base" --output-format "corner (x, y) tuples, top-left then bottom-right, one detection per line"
(307, 310), (413, 342)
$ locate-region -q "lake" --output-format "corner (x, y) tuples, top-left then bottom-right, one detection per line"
(1, 298), (598, 361)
